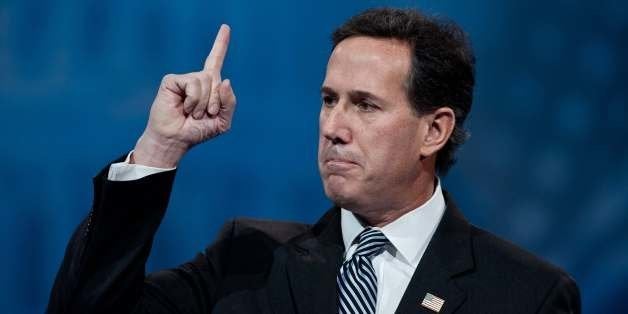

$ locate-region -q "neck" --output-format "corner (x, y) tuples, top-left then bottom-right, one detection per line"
(353, 175), (436, 227)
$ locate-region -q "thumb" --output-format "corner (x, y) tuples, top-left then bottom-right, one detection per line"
(218, 80), (236, 130)
(219, 80), (236, 105)
(218, 79), (236, 121)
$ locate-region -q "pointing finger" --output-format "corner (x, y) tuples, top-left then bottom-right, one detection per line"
(203, 24), (231, 72)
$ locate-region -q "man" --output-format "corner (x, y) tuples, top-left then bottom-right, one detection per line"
(48, 8), (580, 314)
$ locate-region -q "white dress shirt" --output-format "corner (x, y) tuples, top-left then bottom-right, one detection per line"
(340, 181), (445, 314)
(107, 151), (174, 181)
(108, 152), (446, 314)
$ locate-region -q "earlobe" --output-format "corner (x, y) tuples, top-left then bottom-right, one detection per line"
(420, 107), (455, 157)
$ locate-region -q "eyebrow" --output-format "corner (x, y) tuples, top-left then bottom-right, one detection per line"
(320, 86), (338, 97)
(320, 86), (385, 103)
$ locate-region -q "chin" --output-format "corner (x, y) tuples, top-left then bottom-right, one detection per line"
(322, 177), (359, 208)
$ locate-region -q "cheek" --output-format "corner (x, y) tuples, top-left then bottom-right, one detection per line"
(317, 136), (323, 159)
(361, 121), (422, 173)
(317, 112), (327, 155)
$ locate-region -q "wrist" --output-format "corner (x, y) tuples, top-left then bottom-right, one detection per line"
(132, 131), (188, 168)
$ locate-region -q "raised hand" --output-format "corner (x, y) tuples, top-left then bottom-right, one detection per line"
(132, 24), (236, 168)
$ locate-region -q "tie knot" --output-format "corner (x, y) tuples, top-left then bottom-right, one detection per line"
(353, 228), (389, 258)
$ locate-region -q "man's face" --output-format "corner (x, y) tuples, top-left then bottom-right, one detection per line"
(318, 36), (429, 213)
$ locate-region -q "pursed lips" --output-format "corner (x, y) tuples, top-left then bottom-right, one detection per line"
(324, 158), (359, 171)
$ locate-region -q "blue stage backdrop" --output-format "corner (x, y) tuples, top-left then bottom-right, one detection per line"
(1, 0), (626, 313)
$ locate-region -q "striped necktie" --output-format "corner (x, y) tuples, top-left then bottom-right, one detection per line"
(337, 228), (390, 314)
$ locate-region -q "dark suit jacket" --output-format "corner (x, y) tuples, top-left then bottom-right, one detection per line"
(47, 159), (580, 314)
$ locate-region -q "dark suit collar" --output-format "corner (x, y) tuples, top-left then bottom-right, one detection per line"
(395, 191), (474, 314)
(285, 192), (475, 314)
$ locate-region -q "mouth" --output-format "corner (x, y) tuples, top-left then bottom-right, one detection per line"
(325, 157), (357, 164)
(324, 158), (359, 171)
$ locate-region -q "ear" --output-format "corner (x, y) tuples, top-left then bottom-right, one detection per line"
(420, 107), (456, 158)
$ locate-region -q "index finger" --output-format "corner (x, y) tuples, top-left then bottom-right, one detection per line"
(203, 24), (231, 72)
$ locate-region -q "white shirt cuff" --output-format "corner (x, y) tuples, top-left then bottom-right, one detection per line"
(107, 151), (176, 181)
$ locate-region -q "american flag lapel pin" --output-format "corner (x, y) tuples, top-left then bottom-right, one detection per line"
(421, 292), (445, 313)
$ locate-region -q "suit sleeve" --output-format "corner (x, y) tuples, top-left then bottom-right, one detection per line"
(46, 158), (234, 314)
(537, 273), (581, 314)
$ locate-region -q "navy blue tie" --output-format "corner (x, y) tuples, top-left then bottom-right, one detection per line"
(337, 228), (389, 314)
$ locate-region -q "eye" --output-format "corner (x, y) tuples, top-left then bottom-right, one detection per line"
(322, 95), (336, 107)
(355, 101), (378, 112)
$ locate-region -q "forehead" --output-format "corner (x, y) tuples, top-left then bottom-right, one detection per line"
(324, 36), (412, 95)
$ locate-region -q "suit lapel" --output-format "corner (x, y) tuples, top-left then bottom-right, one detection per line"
(285, 207), (344, 314)
(395, 192), (474, 314)
(282, 192), (475, 314)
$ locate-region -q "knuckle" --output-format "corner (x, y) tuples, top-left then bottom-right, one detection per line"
(186, 95), (200, 103)
(199, 72), (212, 84)
(161, 73), (175, 84)
(192, 77), (202, 87)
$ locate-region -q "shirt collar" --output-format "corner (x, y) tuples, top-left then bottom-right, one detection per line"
(340, 178), (446, 267)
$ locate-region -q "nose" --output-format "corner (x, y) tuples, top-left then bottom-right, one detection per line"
(320, 103), (352, 145)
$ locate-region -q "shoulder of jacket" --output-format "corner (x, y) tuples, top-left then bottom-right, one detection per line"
(469, 224), (572, 281)
(221, 216), (311, 244)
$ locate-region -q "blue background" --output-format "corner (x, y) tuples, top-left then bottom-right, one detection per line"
(1, 0), (627, 313)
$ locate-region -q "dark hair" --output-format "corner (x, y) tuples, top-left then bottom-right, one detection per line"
(332, 8), (475, 175)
